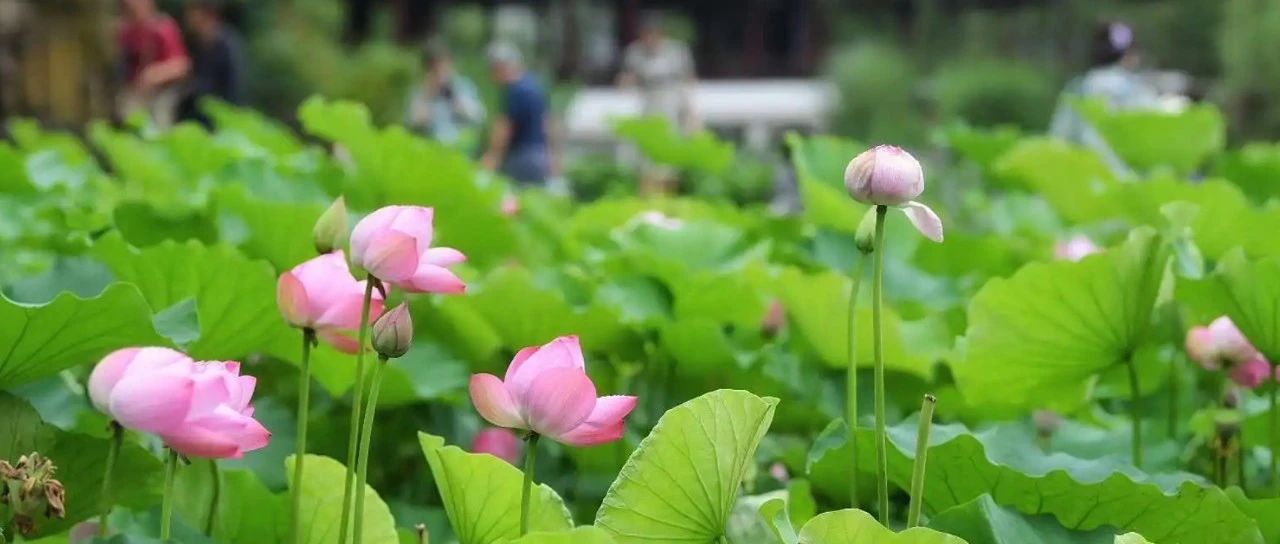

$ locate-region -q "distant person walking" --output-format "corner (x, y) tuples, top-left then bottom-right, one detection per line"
(481, 42), (550, 186)
(117, 0), (190, 128)
(618, 13), (697, 193)
(404, 41), (485, 147)
(180, 0), (245, 123)
(1050, 21), (1161, 173)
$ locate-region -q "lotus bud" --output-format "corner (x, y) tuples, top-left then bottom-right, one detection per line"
(371, 303), (413, 359)
(760, 300), (785, 337)
(313, 197), (349, 254)
(844, 145), (924, 206)
(854, 207), (879, 253)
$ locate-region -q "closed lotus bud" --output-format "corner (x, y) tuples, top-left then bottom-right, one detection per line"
(313, 197), (349, 254)
(371, 303), (413, 359)
(854, 207), (879, 253)
(844, 145), (924, 206)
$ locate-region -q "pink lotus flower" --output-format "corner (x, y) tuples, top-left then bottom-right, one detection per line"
(277, 251), (386, 353)
(89, 348), (269, 459)
(844, 145), (943, 242)
(1231, 358), (1271, 389)
(501, 195), (520, 217)
(471, 427), (522, 464)
(349, 206), (467, 293)
(469, 336), (636, 446)
(1055, 235), (1101, 262)
(1186, 317), (1261, 371)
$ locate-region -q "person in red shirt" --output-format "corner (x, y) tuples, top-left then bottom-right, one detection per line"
(117, 0), (190, 127)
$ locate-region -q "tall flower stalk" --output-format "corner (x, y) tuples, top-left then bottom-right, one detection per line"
(520, 433), (542, 535)
(907, 394), (936, 528)
(871, 205), (890, 523)
(845, 209), (876, 509)
(353, 304), (412, 544)
(98, 422), (123, 537)
(290, 328), (315, 543)
(160, 449), (178, 541)
(1125, 357), (1143, 468)
(337, 279), (376, 544)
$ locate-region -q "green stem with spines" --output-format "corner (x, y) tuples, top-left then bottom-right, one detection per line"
(520, 433), (541, 536)
(352, 356), (387, 544)
(160, 449), (178, 541)
(99, 421), (123, 537)
(846, 257), (867, 509)
(871, 205), (889, 524)
(290, 328), (315, 544)
(1126, 356), (1143, 468)
(907, 394), (937, 528)
(338, 278), (376, 544)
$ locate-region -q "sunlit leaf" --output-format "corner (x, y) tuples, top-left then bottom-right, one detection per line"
(286, 454), (398, 544)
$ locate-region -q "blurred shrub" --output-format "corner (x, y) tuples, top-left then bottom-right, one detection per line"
(611, 116), (734, 175)
(825, 42), (924, 145)
(1220, 0), (1280, 140)
(929, 58), (1057, 131)
(566, 155), (635, 201)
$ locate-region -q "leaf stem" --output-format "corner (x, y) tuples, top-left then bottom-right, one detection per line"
(99, 421), (123, 537)
(1125, 356), (1143, 468)
(160, 448), (178, 541)
(871, 205), (889, 524)
(846, 256), (866, 509)
(907, 394), (936, 528)
(339, 279), (376, 544)
(520, 433), (541, 536)
(352, 356), (387, 544)
(291, 328), (315, 544)
(206, 460), (220, 536)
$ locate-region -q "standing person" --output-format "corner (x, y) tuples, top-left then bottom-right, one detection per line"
(404, 41), (485, 147)
(117, 0), (190, 128)
(617, 12), (697, 193)
(480, 42), (550, 186)
(1049, 21), (1161, 173)
(180, 0), (245, 122)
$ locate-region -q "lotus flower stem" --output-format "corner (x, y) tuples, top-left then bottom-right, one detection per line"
(1167, 357), (1178, 439)
(871, 204), (889, 524)
(520, 433), (541, 536)
(160, 448), (178, 540)
(1270, 383), (1277, 486)
(339, 279), (376, 544)
(206, 460), (220, 535)
(1125, 357), (1142, 468)
(907, 394), (936, 528)
(98, 421), (123, 537)
(290, 328), (315, 544)
(352, 356), (388, 544)
(846, 257), (866, 509)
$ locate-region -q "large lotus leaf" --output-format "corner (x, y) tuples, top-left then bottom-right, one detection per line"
(0, 393), (165, 538)
(992, 138), (1120, 224)
(418, 433), (573, 544)
(0, 283), (165, 388)
(954, 228), (1167, 411)
(203, 100), (306, 157)
(774, 267), (940, 377)
(926, 495), (1112, 544)
(1109, 177), (1280, 259)
(1213, 142), (1280, 204)
(498, 527), (616, 543)
(807, 420), (1262, 544)
(1077, 100), (1225, 176)
(286, 454), (398, 544)
(784, 133), (868, 233)
(762, 503), (967, 544)
(91, 232), (289, 360)
(216, 186), (325, 270)
(611, 116), (734, 174)
(1178, 250), (1280, 360)
(464, 266), (626, 353)
(595, 390), (778, 543)
(174, 461), (285, 544)
(941, 124), (1022, 175)
(1115, 534), (1157, 544)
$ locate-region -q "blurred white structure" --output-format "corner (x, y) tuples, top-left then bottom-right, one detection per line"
(564, 79), (837, 154)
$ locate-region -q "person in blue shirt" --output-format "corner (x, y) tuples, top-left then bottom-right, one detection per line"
(480, 42), (550, 185)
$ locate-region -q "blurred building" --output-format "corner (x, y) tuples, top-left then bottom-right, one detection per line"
(0, 0), (115, 127)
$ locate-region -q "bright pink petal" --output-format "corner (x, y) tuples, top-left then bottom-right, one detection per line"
(88, 348), (143, 414)
(277, 272), (312, 327)
(558, 395), (636, 446)
(523, 368), (597, 439)
(505, 336), (586, 401)
(403, 265), (466, 294)
(162, 405), (270, 459)
(109, 371), (194, 434)
(469, 374), (525, 430)
(318, 329), (362, 354)
(1185, 326), (1216, 369)
(313, 292), (364, 331)
(471, 427), (522, 464)
(386, 206), (435, 250)
(349, 207), (405, 264)
(424, 247), (466, 266)
(502, 346), (541, 384)
(362, 231), (419, 281)
(1231, 357), (1272, 389)
(900, 201), (943, 243)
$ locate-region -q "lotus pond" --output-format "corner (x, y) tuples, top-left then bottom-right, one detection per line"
(3, 97), (1280, 544)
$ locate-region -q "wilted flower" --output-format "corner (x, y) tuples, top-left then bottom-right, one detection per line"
(843, 145), (943, 242)
(277, 251), (386, 353)
(371, 303), (413, 359)
(313, 197), (349, 254)
(1054, 235), (1101, 262)
(349, 206), (467, 294)
(469, 336), (636, 446)
(0, 453), (66, 537)
(88, 349), (270, 459)
(471, 427), (522, 464)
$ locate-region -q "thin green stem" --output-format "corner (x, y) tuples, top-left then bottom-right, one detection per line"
(160, 449), (178, 541)
(846, 257), (866, 509)
(1271, 382), (1278, 487)
(907, 395), (937, 528)
(520, 433), (541, 536)
(206, 460), (220, 536)
(871, 205), (889, 524)
(352, 357), (387, 544)
(1126, 357), (1143, 468)
(338, 279), (376, 544)
(98, 421), (123, 537)
(291, 329), (315, 544)
(1167, 356), (1178, 439)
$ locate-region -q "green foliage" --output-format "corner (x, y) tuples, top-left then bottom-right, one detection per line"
(286, 454), (399, 544)
(1076, 100), (1226, 176)
(761, 501), (967, 544)
(1178, 250), (1280, 360)
(611, 116), (735, 175)
(931, 59), (1057, 130)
